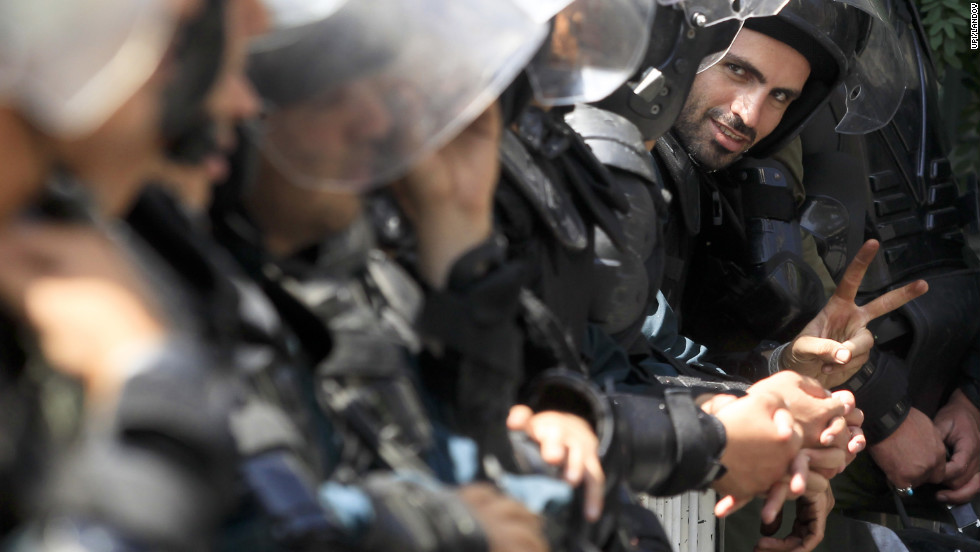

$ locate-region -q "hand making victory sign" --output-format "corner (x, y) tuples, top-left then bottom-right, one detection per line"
(776, 239), (929, 389)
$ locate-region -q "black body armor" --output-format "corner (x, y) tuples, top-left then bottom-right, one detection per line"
(800, 0), (980, 417)
(564, 104), (670, 356)
(679, 155), (827, 352)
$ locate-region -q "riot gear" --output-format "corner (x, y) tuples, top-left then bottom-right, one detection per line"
(565, 104), (668, 348)
(593, 11), (742, 142)
(744, 0), (910, 157)
(679, 154), (827, 350)
(798, 0), (980, 421)
(248, 0), (547, 190)
(592, 0), (797, 143)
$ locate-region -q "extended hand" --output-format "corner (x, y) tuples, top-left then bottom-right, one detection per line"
(391, 104), (502, 288)
(869, 407), (946, 490)
(0, 224), (166, 402)
(934, 390), (980, 504)
(781, 240), (928, 388)
(705, 392), (803, 516)
(755, 473), (835, 552)
(507, 405), (605, 521)
(747, 372), (848, 449)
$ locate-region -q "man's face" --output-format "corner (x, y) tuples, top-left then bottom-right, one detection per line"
(673, 28), (810, 171)
(264, 78), (394, 187)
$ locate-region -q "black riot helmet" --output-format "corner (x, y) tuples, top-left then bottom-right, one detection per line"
(743, 0), (909, 157)
(593, 0), (787, 142)
(593, 9), (739, 142)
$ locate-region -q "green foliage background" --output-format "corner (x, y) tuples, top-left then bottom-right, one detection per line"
(912, 0), (979, 178)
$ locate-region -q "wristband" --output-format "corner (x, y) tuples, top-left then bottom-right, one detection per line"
(767, 342), (790, 375)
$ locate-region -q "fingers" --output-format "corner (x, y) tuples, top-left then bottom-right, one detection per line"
(715, 494), (752, 518)
(761, 509), (784, 537)
(581, 453), (605, 522)
(788, 454), (810, 498)
(833, 392), (855, 415)
(926, 461), (948, 486)
(937, 472), (980, 504)
(701, 393), (740, 415)
(790, 336), (852, 369)
(805, 448), (846, 479)
(506, 405), (534, 430)
(861, 279), (929, 322)
(833, 240), (879, 303)
(563, 433), (605, 521)
(837, 395), (861, 425)
(762, 481), (790, 525)
(773, 407), (800, 442)
(564, 442), (584, 485)
(819, 416), (848, 448)
(518, 410), (604, 521)
(939, 442), (974, 490)
(536, 424), (567, 465)
(804, 471), (831, 496)
(798, 495), (830, 552)
(790, 373), (833, 399)
(846, 426), (866, 461)
(837, 330), (873, 368)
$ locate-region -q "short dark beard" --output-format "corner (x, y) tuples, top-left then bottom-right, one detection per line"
(673, 103), (756, 171)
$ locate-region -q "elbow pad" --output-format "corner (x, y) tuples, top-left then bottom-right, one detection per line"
(610, 388), (726, 496)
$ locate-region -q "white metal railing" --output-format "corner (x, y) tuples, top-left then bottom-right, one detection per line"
(639, 491), (718, 552)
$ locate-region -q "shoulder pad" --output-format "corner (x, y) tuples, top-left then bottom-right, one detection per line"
(499, 129), (589, 251)
(565, 105), (658, 184)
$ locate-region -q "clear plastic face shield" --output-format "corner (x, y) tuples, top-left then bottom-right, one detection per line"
(521, 0), (657, 106)
(681, 0), (790, 27)
(514, 0), (578, 23)
(832, 0), (909, 133)
(0, 0), (179, 138)
(690, 0), (793, 73)
(249, 0), (547, 191)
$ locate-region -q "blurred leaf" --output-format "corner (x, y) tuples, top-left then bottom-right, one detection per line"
(922, 7), (942, 22)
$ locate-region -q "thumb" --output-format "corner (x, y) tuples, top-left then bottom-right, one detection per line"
(507, 405), (534, 430)
(793, 336), (851, 365)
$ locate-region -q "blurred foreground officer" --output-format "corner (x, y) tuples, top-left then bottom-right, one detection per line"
(210, 0), (562, 550)
(0, 0), (247, 549)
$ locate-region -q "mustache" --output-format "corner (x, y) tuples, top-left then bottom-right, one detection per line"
(706, 107), (756, 143)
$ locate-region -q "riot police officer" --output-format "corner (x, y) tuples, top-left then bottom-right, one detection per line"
(0, 0), (244, 549)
